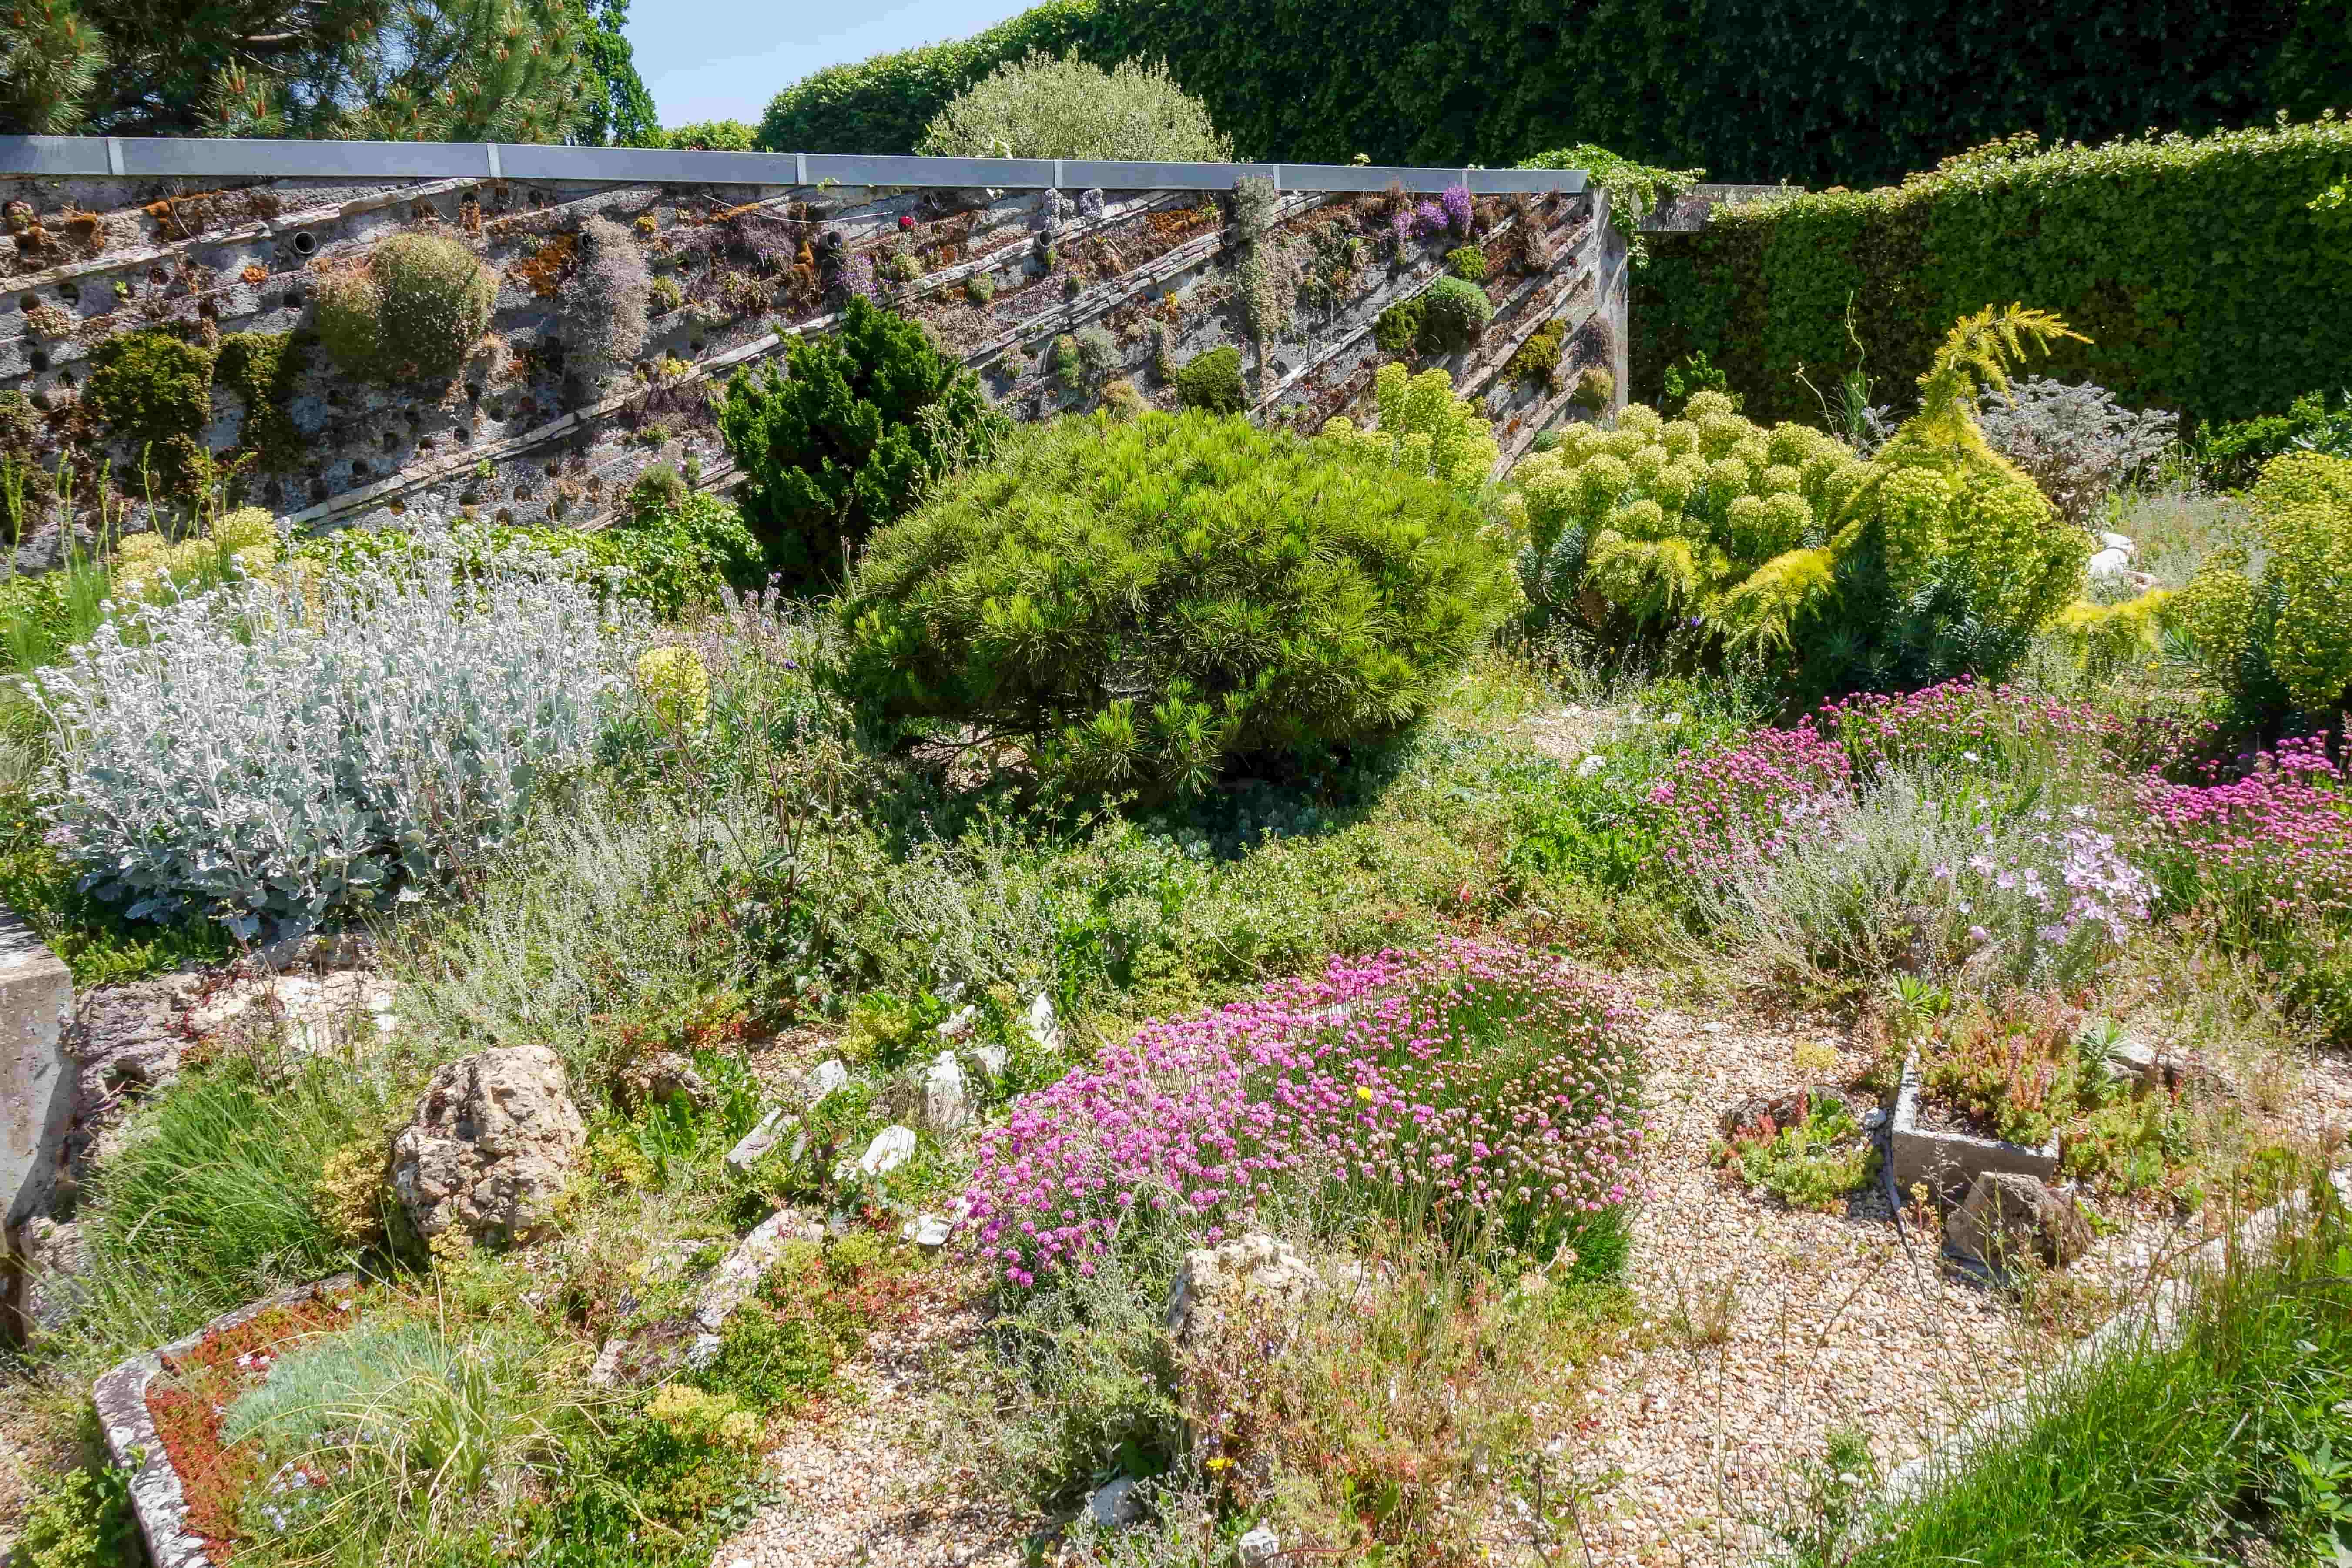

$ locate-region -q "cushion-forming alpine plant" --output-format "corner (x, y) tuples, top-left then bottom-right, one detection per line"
(2140, 736), (2352, 944)
(963, 941), (1644, 1286)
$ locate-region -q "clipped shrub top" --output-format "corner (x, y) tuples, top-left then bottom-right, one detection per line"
(1416, 275), (1492, 354)
(916, 47), (1230, 161)
(833, 410), (1515, 799)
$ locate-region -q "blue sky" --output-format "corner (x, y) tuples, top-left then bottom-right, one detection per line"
(628, 0), (1033, 128)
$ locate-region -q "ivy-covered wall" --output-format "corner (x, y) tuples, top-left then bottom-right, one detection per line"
(1631, 121), (2352, 430)
(0, 166), (1618, 566)
(754, 0), (2346, 188)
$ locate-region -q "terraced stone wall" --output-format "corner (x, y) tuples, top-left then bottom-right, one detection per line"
(0, 142), (1618, 560)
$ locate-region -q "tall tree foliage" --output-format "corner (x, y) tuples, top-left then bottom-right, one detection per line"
(755, 0), (2344, 189)
(0, 0), (651, 142)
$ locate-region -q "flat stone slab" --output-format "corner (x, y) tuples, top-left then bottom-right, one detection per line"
(0, 905), (73, 1238)
(1889, 1052), (2059, 1203)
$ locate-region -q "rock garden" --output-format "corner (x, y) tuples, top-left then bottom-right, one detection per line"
(0, 74), (2348, 1568)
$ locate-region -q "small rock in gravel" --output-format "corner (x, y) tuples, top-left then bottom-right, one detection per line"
(902, 1213), (955, 1248)
(726, 1106), (794, 1169)
(973, 1042), (1008, 1077)
(1944, 1172), (2092, 1270)
(805, 1059), (849, 1103)
(924, 1051), (970, 1135)
(1087, 1474), (1144, 1529)
(936, 1004), (979, 1041)
(1238, 1524), (1280, 1566)
(859, 1125), (917, 1176)
(1025, 993), (1062, 1054)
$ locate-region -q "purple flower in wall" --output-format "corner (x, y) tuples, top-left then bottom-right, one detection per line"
(1410, 200), (1449, 239)
(1441, 183), (1474, 237)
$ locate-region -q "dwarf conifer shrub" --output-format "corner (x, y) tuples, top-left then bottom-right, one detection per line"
(833, 412), (1514, 800)
(315, 232), (496, 382)
(1173, 345), (1245, 414)
(717, 295), (1007, 583)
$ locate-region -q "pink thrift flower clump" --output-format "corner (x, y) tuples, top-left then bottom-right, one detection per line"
(2140, 736), (2352, 938)
(1820, 677), (2211, 779)
(1646, 721), (1852, 881)
(963, 941), (1644, 1287)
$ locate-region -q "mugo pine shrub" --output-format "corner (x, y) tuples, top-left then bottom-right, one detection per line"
(30, 539), (641, 937)
(964, 941), (1644, 1285)
(1514, 307), (2091, 697)
(832, 412), (1515, 800)
(718, 294), (1008, 583)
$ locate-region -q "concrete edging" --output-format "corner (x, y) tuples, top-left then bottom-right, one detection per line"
(1888, 1051), (2059, 1201)
(96, 1274), (362, 1568)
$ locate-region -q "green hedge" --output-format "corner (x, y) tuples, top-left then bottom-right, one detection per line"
(754, 0), (2346, 188)
(1633, 121), (2352, 431)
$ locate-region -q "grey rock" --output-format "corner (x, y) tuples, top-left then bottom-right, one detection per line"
(684, 1332), (721, 1369)
(805, 1058), (848, 1103)
(725, 1106), (795, 1169)
(1165, 1232), (1322, 1343)
(1087, 1474), (1144, 1529)
(2097, 530), (2136, 556)
(1024, 992), (1062, 1055)
(11, 1215), (84, 1338)
(694, 1206), (821, 1331)
(389, 1045), (586, 1247)
(1718, 1086), (1846, 1142)
(858, 1124), (917, 1176)
(901, 1212), (955, 1247)
(973, 1041), (1009, 1078)
(923, 1050), (970, 1136)
(1945, 1172), (2093, 1270)
(1238, 1524), (1281, 1566)
(1077, 188), (1106, 221)
(2087, 547), (2134, 588)
(620, 1049), (712, 1111)
(71, 977), (188, 1106)
(936, 1003), (979, 1041)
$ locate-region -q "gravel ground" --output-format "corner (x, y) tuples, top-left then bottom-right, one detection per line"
(712, 972), (2352, 1568)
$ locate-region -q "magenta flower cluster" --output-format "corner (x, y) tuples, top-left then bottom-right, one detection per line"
(2140, 736), (2352, 939)
(1440, 183), (1474, 236)
(962, 942), (1645, 1287)
(1819, 677), (2211, 779)
(1646, 721), (1852, 881)
(1409, 200), (1451, 239)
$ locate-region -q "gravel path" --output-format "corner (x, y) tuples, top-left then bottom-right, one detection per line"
(713, 972), (2350, 1568)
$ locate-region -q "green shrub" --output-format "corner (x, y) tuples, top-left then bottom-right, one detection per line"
(717, 294), (1007, 583)
(1505, 317), (1565, 389)
(832, 412), (1515, 799)
(2194, 388), (2352, 489)
(1444, 244), (1487, 282)
(1319, 362), (1497, 489)
(1714, 1095), (1878, 1211)
(316, 232), (496, 382)
(916, 47), (1230, 161)
(1050, 332), (1083, 389)
(1415, 276), (1491, 354)
(659, 118), (757, 150)
(1172, 344), (1244, 413)
(1514, 307), (2088, 697)
(2168, 452), (2352, 731)
(1568, 365), (1614, 412)
(1635, 120), (2352, 429)
(756, 0), (2328, 191)
(1374, 295), (1424, 357)
(626, 462), (689, 520)
(11, 1463), (139, 1568)
(80, 330), (213, 481)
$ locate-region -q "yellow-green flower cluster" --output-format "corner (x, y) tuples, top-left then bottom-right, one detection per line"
(1320, 362), (1500, 490)
(112, 507), (280, 602)
(634, 643), (712, 731)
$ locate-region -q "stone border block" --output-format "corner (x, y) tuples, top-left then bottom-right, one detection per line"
(1889, 1052), (2059, 1202)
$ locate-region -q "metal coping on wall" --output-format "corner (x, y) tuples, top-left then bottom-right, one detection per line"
(0, 137), (1586, 196)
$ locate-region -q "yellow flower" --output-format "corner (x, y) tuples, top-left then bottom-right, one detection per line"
(1206, 1456), (1232, 1472)
(1357, 1085), (1374, 1102)
(634, 643), (710, 731)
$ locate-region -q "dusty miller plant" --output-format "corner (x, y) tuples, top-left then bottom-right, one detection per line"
(1978, 375), (2179, 528)
(29, 539), (644, 938)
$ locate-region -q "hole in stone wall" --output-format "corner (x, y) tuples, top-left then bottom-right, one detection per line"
(352, 459), (369, 479)
(382, 432), (399, 452)
(308, 477), (330, 503)
(13, 296), (30, 312)
(290, 231), (318, 257)
(27, 350), (48, 372)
